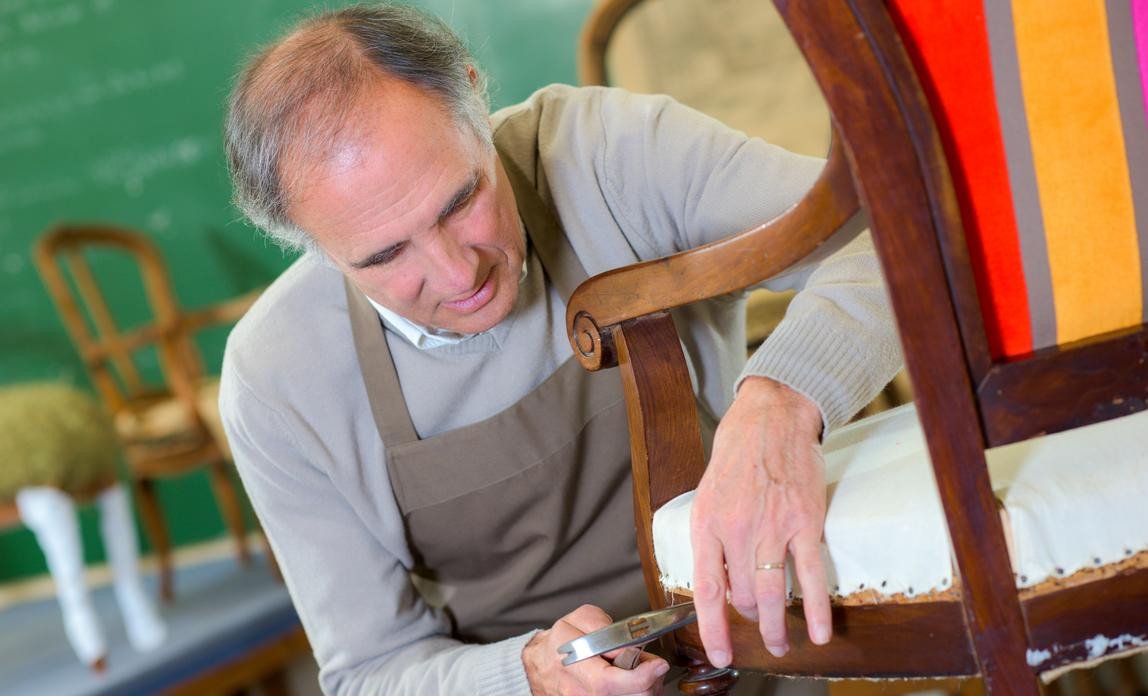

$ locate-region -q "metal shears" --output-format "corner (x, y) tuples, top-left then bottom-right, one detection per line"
(557, 601), (698, 670)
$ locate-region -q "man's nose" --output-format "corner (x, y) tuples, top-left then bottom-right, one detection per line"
(424, 230), (478, 294)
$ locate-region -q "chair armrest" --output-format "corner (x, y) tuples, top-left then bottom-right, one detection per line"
(180, 288), (264, 336)
(566, 133), (859, 371)
(155, 288), (263, 424)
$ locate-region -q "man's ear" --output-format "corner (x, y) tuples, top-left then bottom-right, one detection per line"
(466, 64), (478, 87)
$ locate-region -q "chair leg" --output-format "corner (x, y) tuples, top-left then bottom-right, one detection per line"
(97, 484), (167, 652)
(208, 460), (250, 568)
(260, 529), (284, 583)
(132, 478), (174, 603)
(16, 487), (108, 668)
(677, 658), (739, 695)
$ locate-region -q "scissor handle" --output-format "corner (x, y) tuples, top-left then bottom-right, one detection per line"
(557, 602), (697, 666)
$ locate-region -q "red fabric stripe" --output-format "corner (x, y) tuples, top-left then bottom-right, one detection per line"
(889, 0), (1033, 359)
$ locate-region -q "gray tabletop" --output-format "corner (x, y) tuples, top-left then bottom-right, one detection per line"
(0, 553), (299, 696)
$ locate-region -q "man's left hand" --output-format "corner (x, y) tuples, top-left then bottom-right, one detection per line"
(689, 376), (831, 668)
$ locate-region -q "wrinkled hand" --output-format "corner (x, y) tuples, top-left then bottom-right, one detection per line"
(689, 376), (830, 668)
(523, 604), (669, 696)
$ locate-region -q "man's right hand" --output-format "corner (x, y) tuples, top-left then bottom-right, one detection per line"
(522, 604), (669, 696)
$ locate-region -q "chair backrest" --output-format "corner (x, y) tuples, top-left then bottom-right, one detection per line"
(885, 0), (1148, 446)
(765, 1), (1148, 690)
(579, 0), (831, 158)
(33, 225), (205, 423)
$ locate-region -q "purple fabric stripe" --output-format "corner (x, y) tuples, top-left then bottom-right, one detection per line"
(1131, 0), (1148, 322)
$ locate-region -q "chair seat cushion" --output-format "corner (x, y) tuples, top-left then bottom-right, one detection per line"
(0, 383), (119, 502)
(652, 403), (1148, 601)
(113, 379), (219, 445)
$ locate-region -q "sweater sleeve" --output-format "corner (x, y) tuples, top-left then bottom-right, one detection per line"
(218, 363), (536, 696)
(597, 88), (903, 429)
(738, 230), (904, 430)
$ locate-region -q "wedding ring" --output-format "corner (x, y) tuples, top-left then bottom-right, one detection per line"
(756, 562), (786, 571)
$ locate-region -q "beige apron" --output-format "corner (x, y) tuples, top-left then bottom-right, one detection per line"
(345, 152), (648, 643)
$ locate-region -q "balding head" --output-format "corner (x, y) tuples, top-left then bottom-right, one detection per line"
(225, 4), (490, 254)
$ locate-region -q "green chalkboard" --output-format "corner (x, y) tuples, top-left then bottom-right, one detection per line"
(0, 0), (591, 583)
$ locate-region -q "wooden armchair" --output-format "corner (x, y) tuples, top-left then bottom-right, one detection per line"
(566, 1), (1148, 694)
(34, 224), (263, 602)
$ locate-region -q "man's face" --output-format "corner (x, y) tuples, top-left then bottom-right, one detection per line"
(288, 76), (524, 335)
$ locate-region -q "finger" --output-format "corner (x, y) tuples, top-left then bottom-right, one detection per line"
(790, 529), (832, 646)
(723, 519), (760, 624)
(690, 524), (733, 668)
(595, 653), (669, 695)
(753, 541), (790, 657)
(563, 604), (614, 634)
(635, 651), (669, 696)
(603, 645), (662, 671)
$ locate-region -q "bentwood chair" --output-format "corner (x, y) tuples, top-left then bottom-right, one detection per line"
(34, 225), (263, 602)
(565, 1), (1148, 694)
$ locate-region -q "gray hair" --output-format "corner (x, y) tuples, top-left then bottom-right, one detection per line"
(224, 4), (491, 254)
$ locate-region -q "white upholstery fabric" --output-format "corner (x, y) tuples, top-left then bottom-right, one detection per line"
(652, 403), (1148, 600)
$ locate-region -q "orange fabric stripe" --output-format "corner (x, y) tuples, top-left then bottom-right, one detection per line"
(889, 0), (1033, 358)
(1011, 0), (1143, 345)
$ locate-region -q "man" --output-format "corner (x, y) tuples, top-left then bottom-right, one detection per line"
(221, 4), (901, 695)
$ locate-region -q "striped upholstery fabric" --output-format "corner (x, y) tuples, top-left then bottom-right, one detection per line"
(889, 0), (1148, 359)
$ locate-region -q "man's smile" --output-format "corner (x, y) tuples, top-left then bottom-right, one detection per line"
(441, 266), (496, 314)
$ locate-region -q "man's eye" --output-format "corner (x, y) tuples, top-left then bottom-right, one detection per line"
(450, 188), (479, 218)
(368, 244), (404, 267)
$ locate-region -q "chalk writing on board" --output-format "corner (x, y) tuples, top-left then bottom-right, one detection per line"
(0, 0), (70, 18)
(3, 251), (25, 275)
(2, 0), (117, 34)
(90, 135), (210, 195)
(18, 1), (82, 34)
(0, 0), (35, 19)
(0, 127), (42, 156)
(146, 208), (172, 233)
(0, 177), (81, 212)
(0, 59), (185, 130)
(0, 45), (40, 73)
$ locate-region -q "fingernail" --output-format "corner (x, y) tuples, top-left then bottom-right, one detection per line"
(811, 623), (830, 645)
(655, 661), (670, 676)
(767, 643), (789, 658)
(711, 649), (730, 667)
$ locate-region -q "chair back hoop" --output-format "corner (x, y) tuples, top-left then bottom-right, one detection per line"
(578, 0), (647, 85)
(33, 225), (208, 433)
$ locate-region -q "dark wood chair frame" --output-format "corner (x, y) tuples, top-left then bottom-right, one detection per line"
(35, 224), (263, 602)
(565, 1), (1148, 694)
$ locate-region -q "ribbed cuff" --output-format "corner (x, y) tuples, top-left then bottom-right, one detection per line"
(737, 312), (882, 432)
(475, 630), (539, 696)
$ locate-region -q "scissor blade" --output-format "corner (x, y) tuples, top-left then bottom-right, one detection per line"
(557, 602), (697, 666)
